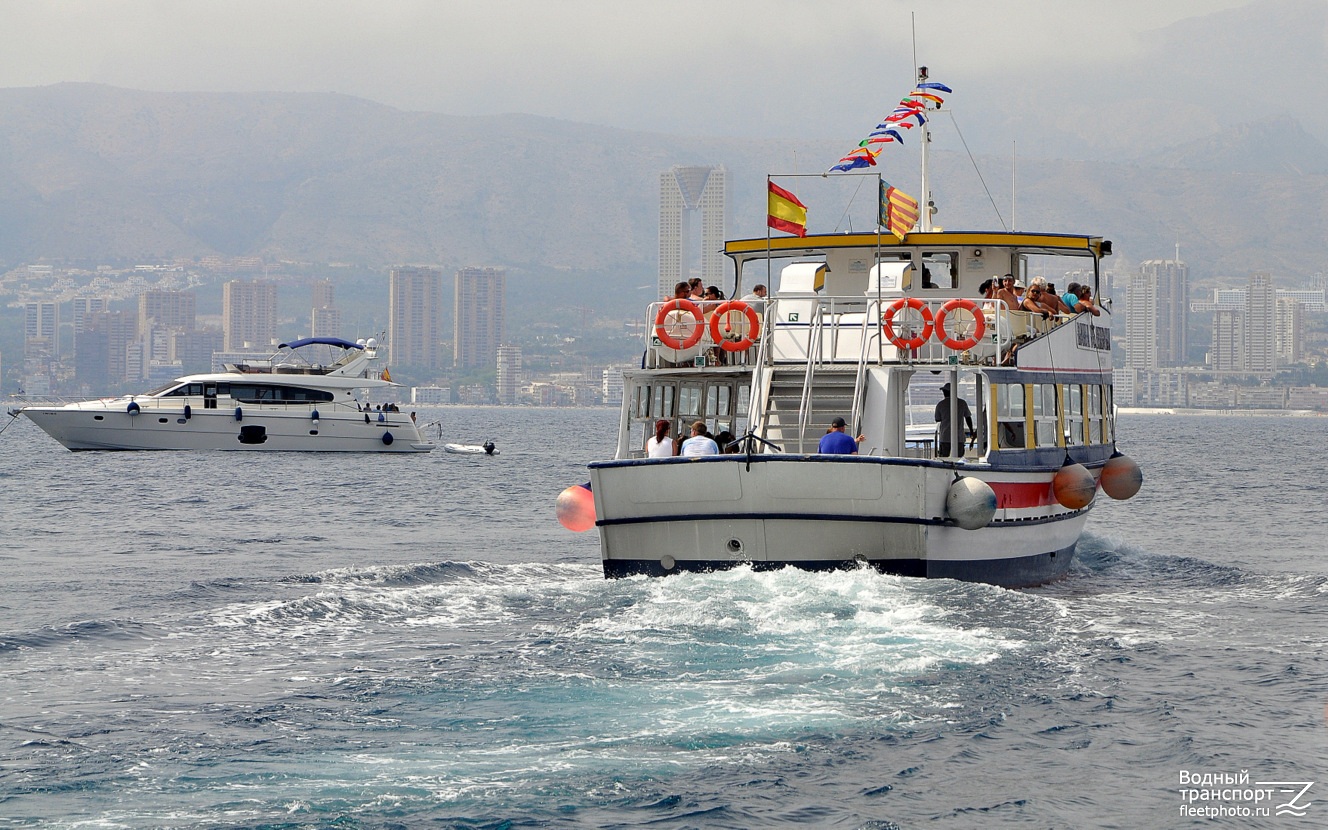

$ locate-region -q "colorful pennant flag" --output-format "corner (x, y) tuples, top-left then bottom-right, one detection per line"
(767, 181), (808, 237)
(880, 180), (919, 238)
(829, 80), (952, 174)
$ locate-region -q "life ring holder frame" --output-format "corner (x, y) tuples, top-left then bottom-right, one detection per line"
(654, 299), (705, 351)
(882, 297), (934, 351)
(934, 298), (987, 351)
(707, 300), (761, 352)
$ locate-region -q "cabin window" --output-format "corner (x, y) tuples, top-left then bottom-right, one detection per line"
(1033, 383), (1060, 447)
(648, 385), (675, 419)
(995, 383), (1026, 449)
(921, 252), (958, 289)
(705, 385), (732, 418)
(1088, 384), (1104, 443)
(226, 384), (335, 403)
(1065, 384), (1083, 446)
(164, 383), (205, 397)
(678, 385), (703, 418)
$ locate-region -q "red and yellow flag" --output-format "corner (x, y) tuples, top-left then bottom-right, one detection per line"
(881, 182), (919, 238)
(767, 181), (808, 237)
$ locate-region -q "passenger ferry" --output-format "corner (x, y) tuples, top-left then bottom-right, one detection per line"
(559, 75), (1142, 587)
(19, 337), (434, 452)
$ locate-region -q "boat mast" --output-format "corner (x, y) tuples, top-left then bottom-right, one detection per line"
(918, 65), (933, 233)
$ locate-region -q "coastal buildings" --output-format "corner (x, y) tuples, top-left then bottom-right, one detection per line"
(496, 344), (522, 404)
(388, 266), (443, 369)
(222, 280), (277, 351)
(454, 267), (506, 370)
(1126, 258), (1188, 370)
(658, 165), (726, 298)
(310, 279), (341, 339)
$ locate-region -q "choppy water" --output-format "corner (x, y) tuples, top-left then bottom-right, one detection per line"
(1, 408), (1325, 829)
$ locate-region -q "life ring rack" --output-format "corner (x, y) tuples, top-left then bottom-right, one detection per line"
(934, 298), (987, 351)
(707, 300), (761, 352)
(653, 299), (705, 351)
(882, 297), (934, 350)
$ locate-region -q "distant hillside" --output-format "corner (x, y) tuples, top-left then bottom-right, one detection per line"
(1, 84), (1326, 281)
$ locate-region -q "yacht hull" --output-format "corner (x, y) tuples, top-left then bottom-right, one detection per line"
(22, 406), (432, 452)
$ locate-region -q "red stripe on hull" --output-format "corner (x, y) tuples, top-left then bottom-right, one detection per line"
(988, 479), (1098, 509)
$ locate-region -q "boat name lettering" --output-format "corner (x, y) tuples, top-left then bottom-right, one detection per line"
(1076, 322), (1110, 351)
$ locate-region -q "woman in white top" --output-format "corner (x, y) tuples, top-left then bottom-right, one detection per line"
(646, 419), (675, 458)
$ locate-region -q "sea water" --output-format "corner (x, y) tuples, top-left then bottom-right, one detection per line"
(1, 408), (1325, 829)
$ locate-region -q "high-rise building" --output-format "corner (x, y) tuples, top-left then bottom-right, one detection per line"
(1276, 297), (1304, 365)
(71, 297), (107, 334)
(75, 310), (139, 388)
(1244, 272), (1277, 373)
(311, 279), (340, 338)
(1210, 309), (1243, 371)
(658, 165), (726, 298)
(388, 266), (443, 368)
(496, 344), (522, 404)
(139, 290), (196, 333)
(222, 280), (277, 351)
(1126, 258), (1188, 370)
(24, 301), (60, 358)
(454, 267), (506, 370)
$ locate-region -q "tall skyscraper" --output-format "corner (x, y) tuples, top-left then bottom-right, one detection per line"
(454, 267), (506, 369)
(222, 280), (277, 351)
(75, 310), (139, 387)
(658, 165), (726, 298)
(1244, 271), (1277, 373)
(1126, 258), (1188, 369)
(388, 266), (443, 368)
(24, 301), (60, 358)
(1210, 309), (1243, 371)
(139, 290), (196, 333)
(310, 279), (341, 339)
(1276, 297), (1304, 365)
(496, 344), (522, 404)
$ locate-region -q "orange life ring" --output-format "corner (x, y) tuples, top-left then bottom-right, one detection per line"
(882, 297), (934, 350)
(654, 299), (705, 350)
(934, 298), (987, 350)
(707, 301), (760, 352)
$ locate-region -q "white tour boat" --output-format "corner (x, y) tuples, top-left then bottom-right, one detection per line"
(19, 337), (434, 452)
(558, 73), (1141, 587)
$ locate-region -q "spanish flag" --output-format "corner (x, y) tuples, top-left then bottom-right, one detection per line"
(767, 181), (808, 237)
(880, 180), (919, 238)
(381, 367), (392, 382)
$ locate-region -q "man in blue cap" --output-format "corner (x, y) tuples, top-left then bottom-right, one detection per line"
(818, 417), (864, 455)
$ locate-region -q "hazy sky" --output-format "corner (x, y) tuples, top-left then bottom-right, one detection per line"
(1, 0), (1257, 141)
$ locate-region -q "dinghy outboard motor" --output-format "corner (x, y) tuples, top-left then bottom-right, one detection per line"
(483, 441), (496, 456)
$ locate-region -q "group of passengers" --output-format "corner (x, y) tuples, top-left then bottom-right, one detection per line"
(646, 419), (741, 457)
(980, 274), (1099, 319)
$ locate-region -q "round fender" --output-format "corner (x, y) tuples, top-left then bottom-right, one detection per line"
(126, 401), (141, 414)
(882, 297), (934, 350)
(653, 299), (705, 351)
(382, 431), (394, 445)
(1053, 462), (1097, 509)
(1100, 452), (1143, 500)
(708, 300), (761, 352)
(946, 477), (997, 530)
(935, 298), (987, 350)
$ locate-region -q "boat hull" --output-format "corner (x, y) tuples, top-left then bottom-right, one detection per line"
(589, 455), (1091, 588)
(21, 406), (432, 452)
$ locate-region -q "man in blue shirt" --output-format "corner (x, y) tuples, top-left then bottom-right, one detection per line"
(818, 417), (864, 454)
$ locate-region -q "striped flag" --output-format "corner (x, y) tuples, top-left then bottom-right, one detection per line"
(767, 181), (808, 237)
(880, 180), (919, 238)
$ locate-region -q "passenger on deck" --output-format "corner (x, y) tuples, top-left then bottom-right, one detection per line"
(1062, 282), (1082, 311)
(670, 281), (690, 302)
(993, 275), (1020, 312)
(715, 430), (737, 454)
(679, 420), (719, 456)
(688, 278), (704, 301)
(1028, 278), (1063, 316)
(1071, 284), (1102, 316)
(818, 417), (864, 455)
(739, 284), (768, 314)
(701, 285), (724, 312)
(1038, 279), (1074, 315)
(934, 383), (975, 458)
(646, 419), (675, 458)
(1020, 286), (1052, 319)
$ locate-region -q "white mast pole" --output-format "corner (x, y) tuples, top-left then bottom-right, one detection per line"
(918, 64), (932, 233)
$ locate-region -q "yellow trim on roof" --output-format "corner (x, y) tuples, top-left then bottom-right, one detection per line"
(725, 231), (1103, 257)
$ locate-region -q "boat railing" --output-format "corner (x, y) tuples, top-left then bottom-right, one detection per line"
(643, 300), (767, 370)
